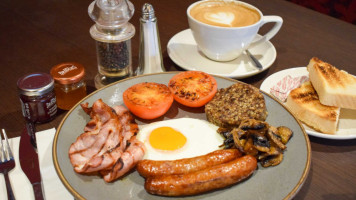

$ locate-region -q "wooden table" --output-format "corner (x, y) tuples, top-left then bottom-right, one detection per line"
(1, 0), (355, 199)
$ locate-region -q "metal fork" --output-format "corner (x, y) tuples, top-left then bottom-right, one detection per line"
(0, 129), (16, 200)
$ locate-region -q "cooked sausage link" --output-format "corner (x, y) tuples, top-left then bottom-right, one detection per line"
(136, 149), (242, 178)
(144, 155), (257, 196)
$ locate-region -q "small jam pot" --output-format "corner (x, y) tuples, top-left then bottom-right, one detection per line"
(17, 72), (57, 123)
(50, 62), (87, 110)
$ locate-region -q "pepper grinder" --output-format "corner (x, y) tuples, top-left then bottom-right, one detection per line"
(88, 0), (135, 88)
(136, 3), (165, 75)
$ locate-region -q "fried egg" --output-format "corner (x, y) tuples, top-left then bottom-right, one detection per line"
(136, 118), (224, 160)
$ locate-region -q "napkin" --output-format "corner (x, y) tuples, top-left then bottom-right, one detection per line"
(0, 128), (72, 200)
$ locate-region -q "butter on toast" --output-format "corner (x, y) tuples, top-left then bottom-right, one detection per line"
(307, 57), (356, 110)
(286, 81), (340, 134)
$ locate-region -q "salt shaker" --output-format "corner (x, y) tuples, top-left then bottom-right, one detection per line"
(88, 0), (135, 88)
(136, 3), (165, 75)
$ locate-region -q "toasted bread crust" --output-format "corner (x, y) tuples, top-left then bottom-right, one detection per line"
(286, 81), (340, 134)
(307, 57), (356, 109)
(309, 57), (355, 88)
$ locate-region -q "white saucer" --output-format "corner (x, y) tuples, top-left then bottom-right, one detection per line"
(260, 67), (356, 140)
(167, 29), (277, 79)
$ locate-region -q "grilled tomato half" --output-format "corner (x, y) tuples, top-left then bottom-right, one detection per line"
(168, 71), (217, 107)
(123, 82), (173, 119)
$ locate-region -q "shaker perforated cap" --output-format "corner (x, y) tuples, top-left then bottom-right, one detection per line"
(142, 3), (155, 20)
(50, 62), (85, 84)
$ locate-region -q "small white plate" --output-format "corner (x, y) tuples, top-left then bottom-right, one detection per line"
(167, 29), (277, 79)
(260, 67), (356, 140)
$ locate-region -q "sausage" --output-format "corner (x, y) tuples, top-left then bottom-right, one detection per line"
(144, 155), (257, 197)
(136, 149), (242, 178)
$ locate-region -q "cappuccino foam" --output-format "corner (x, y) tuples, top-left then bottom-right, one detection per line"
(190, 1), (260, 27)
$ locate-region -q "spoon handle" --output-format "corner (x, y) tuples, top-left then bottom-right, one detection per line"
(246, 50), (263, 70)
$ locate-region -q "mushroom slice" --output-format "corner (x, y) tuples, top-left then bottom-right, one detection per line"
(239, 119), (268, 131)
(260, 153), (284, 167)
(231, 128), (247, 152)
(243, 137), (259, 156)
(218, 128), (235, 149)
(258, 146), (281, 161)
(251, 133), (270, 152)
(217, 127), (233, 138)
(277, 126), (293, 144)
(220, 135), (234, 149)
(267, 126), (286, 150)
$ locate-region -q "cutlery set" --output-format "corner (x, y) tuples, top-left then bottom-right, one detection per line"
(0, 125), (44, 200)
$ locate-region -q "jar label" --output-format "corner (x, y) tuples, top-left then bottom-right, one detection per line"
(46, 97), (57, 109)
(48, 97), (57, 117)
(20, 99), (32, 121)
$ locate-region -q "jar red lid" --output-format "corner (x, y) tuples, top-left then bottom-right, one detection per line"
(50, 62), (85, 84)
(17, 72), (54, 96)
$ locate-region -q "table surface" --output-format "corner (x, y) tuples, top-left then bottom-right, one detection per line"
(1, 0), (356, 199)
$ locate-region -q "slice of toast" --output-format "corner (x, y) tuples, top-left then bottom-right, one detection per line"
(286, 81), (340, 134)
(307, 57), (356, 110)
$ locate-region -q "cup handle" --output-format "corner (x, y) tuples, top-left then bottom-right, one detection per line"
(249, 16), (283, 48)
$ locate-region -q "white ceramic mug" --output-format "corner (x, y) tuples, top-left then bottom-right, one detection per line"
(187, 0), (283, 62)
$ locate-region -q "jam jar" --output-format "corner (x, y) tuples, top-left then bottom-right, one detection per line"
(17, 72), (57, 123)
(50, 62), (87, 110)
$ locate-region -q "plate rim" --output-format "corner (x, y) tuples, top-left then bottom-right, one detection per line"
(53, 72), (311, 200)
(167, 29), (277, 79)
(260, 67), (356, 140)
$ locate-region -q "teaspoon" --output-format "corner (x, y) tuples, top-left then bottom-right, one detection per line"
(245, 49), (263, 70)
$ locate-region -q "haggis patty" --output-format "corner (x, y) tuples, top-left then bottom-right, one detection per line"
(205, 82), (267, 128)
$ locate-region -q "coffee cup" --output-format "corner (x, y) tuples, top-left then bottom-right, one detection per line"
(187, 0), (283, 61)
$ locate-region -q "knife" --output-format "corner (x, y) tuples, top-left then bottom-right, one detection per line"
(19, 122), (45, 200)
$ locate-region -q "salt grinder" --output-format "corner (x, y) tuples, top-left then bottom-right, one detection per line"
(136, 3), (165, 75)
(88, 0), (135, 88)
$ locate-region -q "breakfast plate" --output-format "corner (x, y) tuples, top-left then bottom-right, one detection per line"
(260, 67), (356, 140)
(167, 29), (276, 79)
(53, 72), (310, 200)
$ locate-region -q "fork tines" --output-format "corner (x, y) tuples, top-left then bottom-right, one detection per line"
(0, 129), (14, 162)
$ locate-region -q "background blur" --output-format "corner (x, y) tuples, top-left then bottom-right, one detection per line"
(287, 0), (356, 25)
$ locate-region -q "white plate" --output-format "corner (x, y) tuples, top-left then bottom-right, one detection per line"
(260, 67), (356, 140)
(167, 29), (277, 79)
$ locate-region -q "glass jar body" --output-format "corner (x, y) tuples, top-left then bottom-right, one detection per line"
(54, 80), (86, 110)
(89, 21), (135, 88)
(96, 39), (132, 78)
(19, 91), (57, 123)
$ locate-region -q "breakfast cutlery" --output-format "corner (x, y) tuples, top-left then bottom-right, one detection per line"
(0, 129), (16, 200)
(245, 49), (263, 70)
(19, 123), (44, 200)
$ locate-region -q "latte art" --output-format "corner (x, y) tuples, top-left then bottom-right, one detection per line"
(204, 12), (235, 27)
(190, 1), (260, 27)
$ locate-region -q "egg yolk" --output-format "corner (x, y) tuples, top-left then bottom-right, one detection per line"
(149, 127), (187, 151)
